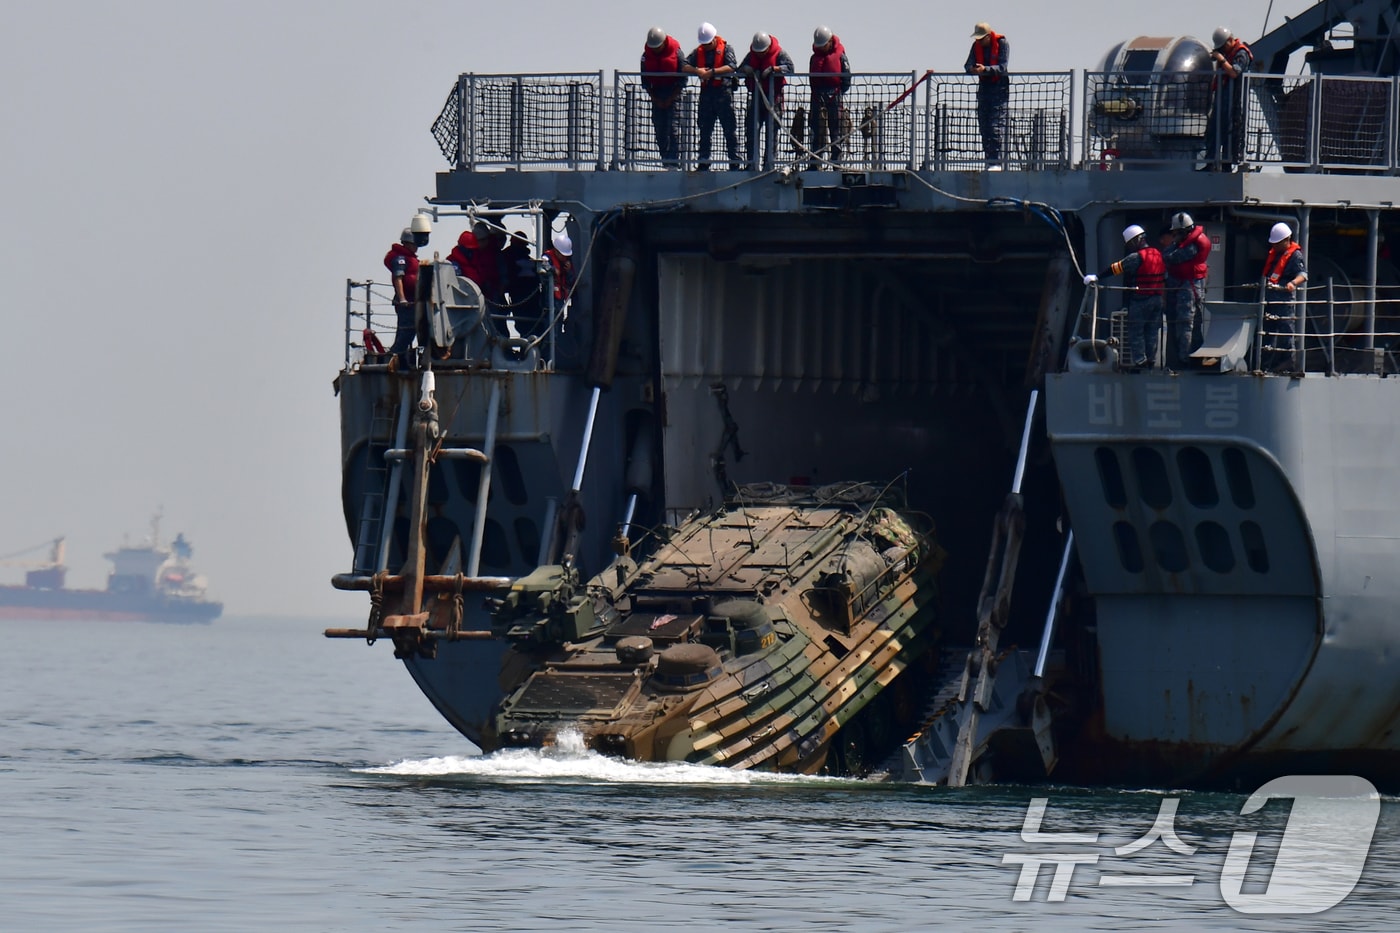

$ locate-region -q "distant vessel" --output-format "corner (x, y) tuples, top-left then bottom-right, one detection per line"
(0, 517), (222, 623)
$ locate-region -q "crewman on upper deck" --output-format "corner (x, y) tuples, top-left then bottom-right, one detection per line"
(1206, 26), (1253, 170)
(808, 26), (851, 170)
(965, 22), (1009, 171)
(740, 32), (795, 171)
(683, 23), (741, 171)
(1262, 222), (1307, 371)
(1084, 225), (1166, 370)
(641, 27), (687, 168)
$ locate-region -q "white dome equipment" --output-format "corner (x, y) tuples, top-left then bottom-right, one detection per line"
(410, 212), (432, 247)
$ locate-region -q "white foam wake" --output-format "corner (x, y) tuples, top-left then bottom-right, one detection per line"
(360, 729), (837, 785)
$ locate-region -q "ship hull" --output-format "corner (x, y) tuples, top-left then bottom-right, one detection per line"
(0, 585), (222, 624)
(1046, 371), (1400, 786)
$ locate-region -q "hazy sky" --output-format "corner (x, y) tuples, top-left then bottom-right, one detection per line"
(1, 0), (1311, 617)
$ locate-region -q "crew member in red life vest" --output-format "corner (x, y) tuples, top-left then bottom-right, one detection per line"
(447, 222), (505, 304)
(1262, 222), (1307, 371)
(545, 230), (575, 309)
(383, 215), (430, 368)
(965, 22), (1010, 170)
(683, 23), (741, 171)
(739, 31), (794, 171)
(642, 27), (687, 168)
(808, 26), (851, 169)
(1084, 224), (1167, 370)
(1162, 211), (1212, 368)
(1206, 26), (1253, 169)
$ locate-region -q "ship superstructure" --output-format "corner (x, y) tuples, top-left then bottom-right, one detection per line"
(329, 1), (1400, 786)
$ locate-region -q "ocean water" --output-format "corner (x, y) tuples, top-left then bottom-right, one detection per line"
(2, 616), (1395, 932)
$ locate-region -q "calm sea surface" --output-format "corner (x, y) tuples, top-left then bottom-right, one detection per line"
(2, 616), (1395, 932)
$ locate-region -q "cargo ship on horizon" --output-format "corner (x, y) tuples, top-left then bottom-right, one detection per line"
(0, 518), (222, 624)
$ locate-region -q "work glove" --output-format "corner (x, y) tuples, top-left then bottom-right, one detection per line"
(1083, 274), (1098, 285)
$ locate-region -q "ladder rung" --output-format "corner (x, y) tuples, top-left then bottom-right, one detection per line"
(384, 447), (488, 462)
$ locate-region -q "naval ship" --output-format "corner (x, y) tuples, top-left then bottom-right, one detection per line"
(329, 0), (1400, 787)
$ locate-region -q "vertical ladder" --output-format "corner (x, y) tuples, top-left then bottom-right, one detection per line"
(352, 398), (400, 574)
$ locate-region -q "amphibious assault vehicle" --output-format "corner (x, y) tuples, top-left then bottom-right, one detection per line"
(483, 484), (943, 773)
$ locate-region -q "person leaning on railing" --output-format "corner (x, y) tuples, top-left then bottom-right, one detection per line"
(808, 25), (851, 170)
(683, 23), (741, 171)
(642, 27), (687, 168)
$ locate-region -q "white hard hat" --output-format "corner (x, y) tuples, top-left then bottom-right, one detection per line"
(410, 213), (432, 235)
(1212, 26), (1233, 49)
(1170, 211), (1194, 231)
(646, 26), (666, 49)
(698, 22), (717, 44)
(552, 231), (574, 257)
(751, 31), (771, 52)
(1269, 222), (1292, 243)
(1122, 224), (1146, 243)
(813, 26), (833, 49)
(400, 227), (414, 244)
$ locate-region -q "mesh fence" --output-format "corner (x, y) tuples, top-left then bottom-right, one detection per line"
(1083, 71), (1213, 167)
(925, 73), (1072, 170)
(611, 72), (921, 170)
(432, 74), (604, 169)
(1242, 73), (1394, 170)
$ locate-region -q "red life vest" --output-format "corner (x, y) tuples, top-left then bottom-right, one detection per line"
(809, 36), (846, 91)
(1132, 247), (1166, 296)
(383, 242), (419, 298)
(1217, 38), (1252, 83)
(744, 36), (786, 94)
(1166, 225), (1211, 281)
(642, 36), (684, 93)
(973, 34), (1005, 82)
(696, 37), (730, 90)
(546, 248), (574, 301)
(447, 231), (502, 298)
(1264, 241), (1301, 284)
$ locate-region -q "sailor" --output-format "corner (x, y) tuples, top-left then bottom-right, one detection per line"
(808, 26), (852, 169)
(544, 230), (575, 307)
(641, 27), (687, 168)
(965, 22), (1010, 171)
(739, 31), (795, 171)
(1262, 222), (1306, 371)
(1206, 26), (1253, 169)
(383, 217), (429, 369)
(1162, 211), (1211, 369)
(1084, 224), (1166, 370)
(682, 23), (741, 171)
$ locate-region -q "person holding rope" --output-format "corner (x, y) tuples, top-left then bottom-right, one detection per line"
(740, 31), (794, 171)
(1084, 224), (1166, 371)
(808, 26), (851, 170)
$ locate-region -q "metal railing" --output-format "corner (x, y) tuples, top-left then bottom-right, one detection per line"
(432, 70), (1400, 174)
(1068, 280), (1400, 376)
